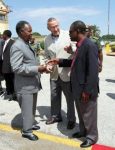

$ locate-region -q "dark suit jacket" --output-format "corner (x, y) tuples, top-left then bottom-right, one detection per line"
(59, 38), (99, 100)
(2, 39), (15, 73)
(0, 39), (4, 60)
(0, 39), (4, 75)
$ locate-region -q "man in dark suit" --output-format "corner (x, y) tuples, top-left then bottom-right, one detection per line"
(0, 34), (4, 95)
(2, 30), (15, 100)
(48, 20), (99, 148)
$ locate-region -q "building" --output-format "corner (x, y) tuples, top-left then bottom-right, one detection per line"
(0, 0), (10, 34)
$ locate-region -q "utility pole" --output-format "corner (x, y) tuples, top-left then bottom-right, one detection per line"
(107, 0), (110, 35)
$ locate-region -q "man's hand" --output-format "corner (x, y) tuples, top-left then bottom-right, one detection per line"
(98, 64), (102, 73)
(47, 58), (60, 65)
(38, 65), (46, 73)
(45, 64), (53, 73)
(64, 45), (73, 54)
(38, 64), (53, 73)
(81, 92), (90, 102)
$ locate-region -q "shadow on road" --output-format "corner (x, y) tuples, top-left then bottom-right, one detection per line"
(106, 93), (115, 100)
(106, 79), (115, 83)
(11, 106), (80, 139)
(37, 105), (69, 122)
(37, 106), (80, 138)
(57, 121), (79, 138)
(11, 113), (39, 130)
(11, 113), (22, 130)
(37, 106), (50, 120)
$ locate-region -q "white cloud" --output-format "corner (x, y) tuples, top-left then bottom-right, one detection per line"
(13, 6), (101, 19)
(9, 6), (102, 36)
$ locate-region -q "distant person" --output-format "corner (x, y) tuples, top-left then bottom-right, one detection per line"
(47, 20), (99, 148)
(30, 37), (41, 64)
(30, 37), (42, 53)
(2, 30), (15, 100)
(44, 17), (76, 129)
(10, 20), (50, 141)
(86, 25), (103, 72)
(0, 34), (4, 95)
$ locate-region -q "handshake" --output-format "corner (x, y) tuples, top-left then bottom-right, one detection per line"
(38, 58), (59, 73)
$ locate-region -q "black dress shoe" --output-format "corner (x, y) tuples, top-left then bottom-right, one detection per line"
(8, 94), (13, 101)
(46, 117), (62, 125)
(0, 91), (4, 95)
(72, 132), (85, 138)
(67, 121), (75, 129)
(80, 138), (96, 148)
(32, 125), (40, 130)
(22, 133), (38, 141)
(8, 94), (17, 101)
(12, 95), (18, 101)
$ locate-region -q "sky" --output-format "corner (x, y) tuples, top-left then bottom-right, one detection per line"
(4, 0), (115, 37)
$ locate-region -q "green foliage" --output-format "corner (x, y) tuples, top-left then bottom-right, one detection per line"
(32, 32), (41, 36)
(40, 41), (44, 49)
(101, 34), (115, 42)
(89, 25), (101, 37)
(111, 45), (115, 48)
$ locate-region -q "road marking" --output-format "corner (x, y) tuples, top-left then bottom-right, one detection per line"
(92, 144), (115, 150)
(0, 123), (91, 150)
(0, 123), (115, 150)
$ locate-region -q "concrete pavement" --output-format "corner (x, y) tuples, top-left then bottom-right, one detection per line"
(0, 129), (82, 150)
(0, 52), (115, 149)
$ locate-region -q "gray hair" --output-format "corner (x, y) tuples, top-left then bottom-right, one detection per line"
(47, 17), (59, 29)
(47, 17), (57, 23)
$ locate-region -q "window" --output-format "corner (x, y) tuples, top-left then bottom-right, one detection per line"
(0, 14), (5, 21)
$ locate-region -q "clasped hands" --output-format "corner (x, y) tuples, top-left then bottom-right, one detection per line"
(38, 58), (59, 74)
(39, 59), (91, 102)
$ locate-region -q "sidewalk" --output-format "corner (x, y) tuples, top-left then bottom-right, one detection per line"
(0, 53), (115, 149)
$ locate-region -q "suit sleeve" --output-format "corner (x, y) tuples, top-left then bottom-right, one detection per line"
(10, 45), (38, 76)
(59, 59), (72, 67)
(84, 43), (98, 94)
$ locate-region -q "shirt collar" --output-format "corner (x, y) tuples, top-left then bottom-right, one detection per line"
(76, 38), (85, 48)
(51, 34), (59, 40)
(5, 38), (10, 44)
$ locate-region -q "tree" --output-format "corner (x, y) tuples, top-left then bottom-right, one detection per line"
(91, 25), (101, 37)
(32, 32), (41, 36)
(101, 34), (115, 41)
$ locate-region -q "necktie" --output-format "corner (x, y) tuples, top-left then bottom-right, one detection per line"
(28, 44), (35, 56)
